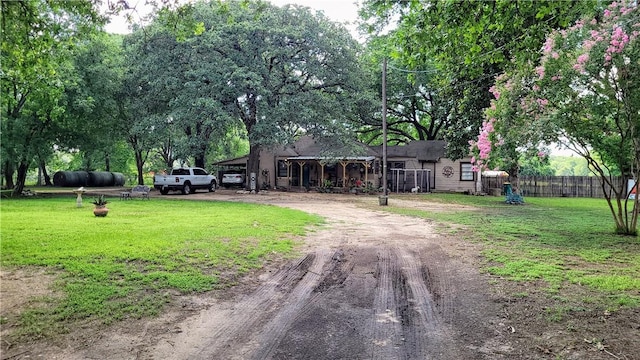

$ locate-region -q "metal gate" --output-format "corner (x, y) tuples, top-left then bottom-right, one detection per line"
(389, 169), (431, 193)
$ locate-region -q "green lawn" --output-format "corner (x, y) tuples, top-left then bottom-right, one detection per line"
(3, 193), (639, 340)
(385, 194), (640, 308)
(0, 196), (322, 339)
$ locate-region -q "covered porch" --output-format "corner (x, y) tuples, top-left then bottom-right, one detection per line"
(282, 156), (379, 191)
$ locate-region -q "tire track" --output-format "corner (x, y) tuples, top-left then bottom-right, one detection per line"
(189, 252), (319, 359)
(397, 248), (444, 359)
(366, 247), (466, 360)
(420, 246), (455, 322)
(248, 249), (335, 360)
(368, 247), (404, 360)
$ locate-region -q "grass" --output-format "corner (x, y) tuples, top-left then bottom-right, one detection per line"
(0, 195), (322, 340)
(384, 194), (640, 308)
(3, 191), (639, 339)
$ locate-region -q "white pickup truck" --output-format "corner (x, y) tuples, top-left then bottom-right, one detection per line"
(153, 167), (217, 195)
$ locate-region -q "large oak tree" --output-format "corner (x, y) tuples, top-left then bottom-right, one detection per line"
(187, 0), (369, 183)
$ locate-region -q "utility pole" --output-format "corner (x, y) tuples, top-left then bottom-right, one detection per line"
(380, 58), (388, 205)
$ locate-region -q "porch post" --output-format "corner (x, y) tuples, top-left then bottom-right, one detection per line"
(286, 161), (291, 191)
(364, 161), (371, 185)
(298, 161), (306, 189)
(320, 161), (326, 186)
(340, 161), (348, 187)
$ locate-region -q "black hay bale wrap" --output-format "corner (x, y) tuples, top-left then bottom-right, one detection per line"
(88, 171), (114, 187)
(112, 172), (126, 186)
(53, 171), (126, 187)
(53, 171), (89, 187)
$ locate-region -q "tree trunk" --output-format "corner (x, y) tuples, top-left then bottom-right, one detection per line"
(12, 161), (28, 196)
(508, 162), (520, 193)
(238, 92), (259, 191)
(39, 159), (52, 186)
(3, 160), (15, 189)
(247, 143), (261, 191)
(135, 149), (145, 185)
(195, 154), (205, 169)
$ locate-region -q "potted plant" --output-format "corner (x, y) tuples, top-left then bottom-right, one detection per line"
(92, 195), (109, 217)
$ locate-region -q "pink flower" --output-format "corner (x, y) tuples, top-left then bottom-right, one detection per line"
(474, 118), (496, 161)
(583, 40), (595, 51)
(504, 80), (513, 91)
(573, 53), (589, 72)
(536, 66), (545, 79)
(489, 85), (500, 100)
(552, 52), (559, 59)
(543, 37), (555, 54)
(620, 7), (633, 15)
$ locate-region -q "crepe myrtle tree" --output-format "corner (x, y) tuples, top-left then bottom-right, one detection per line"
(472, 1), (639, 235)
(469, 66), (553, 191)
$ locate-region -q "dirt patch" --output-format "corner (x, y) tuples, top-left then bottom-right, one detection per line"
(1, 268), (63, 344)
(1, 190), (638, 359)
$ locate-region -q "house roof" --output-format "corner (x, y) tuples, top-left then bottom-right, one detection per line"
(372, 140), (447, 162)
(214, 138), (448, 165)
(291, 136), (379, 158)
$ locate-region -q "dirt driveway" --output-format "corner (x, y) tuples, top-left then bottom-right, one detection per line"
(3, 190), (636, 359)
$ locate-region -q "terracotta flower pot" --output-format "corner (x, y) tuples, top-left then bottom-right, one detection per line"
(93, 206), (109, 217)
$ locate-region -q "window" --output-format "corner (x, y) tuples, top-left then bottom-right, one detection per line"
(172, 168), (189, 175)
(193, 168), (207, 175)
(277, 160), (288, 177)
(460, 162), (474, 181)
(389, 161), (405, 169)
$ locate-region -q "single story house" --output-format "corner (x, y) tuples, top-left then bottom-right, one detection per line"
(213, 136), (479, 193)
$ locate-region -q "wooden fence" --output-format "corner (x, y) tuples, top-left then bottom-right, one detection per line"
(482, 175), (626, 198)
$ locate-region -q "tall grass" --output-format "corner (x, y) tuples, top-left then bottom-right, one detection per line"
(0, 196), (322, 339)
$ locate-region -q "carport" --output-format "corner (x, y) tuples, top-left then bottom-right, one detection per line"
(212, 156), (247, 182)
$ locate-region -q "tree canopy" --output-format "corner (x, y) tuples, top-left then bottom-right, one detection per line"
(1, 0), (106, 195)
(472, 0), (639, 235)
(154, 0), (371, 180)
(359, 0), (598, 159)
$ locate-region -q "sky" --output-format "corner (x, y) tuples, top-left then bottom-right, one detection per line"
(105, 0), (362, 37)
